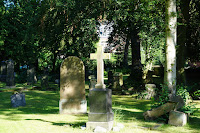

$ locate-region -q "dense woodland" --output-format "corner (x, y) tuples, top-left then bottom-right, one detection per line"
(0, 0), (200, 93)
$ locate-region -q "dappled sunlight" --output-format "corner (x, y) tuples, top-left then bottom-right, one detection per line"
(0, 90), (200, 132)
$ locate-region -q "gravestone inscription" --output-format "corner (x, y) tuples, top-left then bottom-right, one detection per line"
(59, 56), (87, 114)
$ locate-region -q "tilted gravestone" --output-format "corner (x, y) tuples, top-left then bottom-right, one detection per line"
(59, 56), (87, 114)
(6, 60), (15, 87)
(11, 93), (26, 107)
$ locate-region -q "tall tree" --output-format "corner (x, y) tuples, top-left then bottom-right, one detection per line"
(164, 0), (177, 96)
(177, 0), (190, 85)
(106, 0), (165, 91)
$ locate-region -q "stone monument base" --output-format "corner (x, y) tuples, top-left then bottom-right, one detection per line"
(87, 88), (114, 131)
(86, 121), (113, 131)
(59, 99), (87, 114)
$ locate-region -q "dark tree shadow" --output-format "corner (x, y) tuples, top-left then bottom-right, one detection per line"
(25, 118), (85, 128)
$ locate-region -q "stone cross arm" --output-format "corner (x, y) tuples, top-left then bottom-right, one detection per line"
(90, 53), (110, 60)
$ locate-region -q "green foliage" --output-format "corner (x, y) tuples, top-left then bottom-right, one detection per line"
(113, 106), (124, 122)
(176, 85), (191, 103)
(193, 90), (200, 99)
(152, 84), (169, 108)
(176, 85), (197, 114)
(15, 70), (27, 83)
(151, 84), (197, 118)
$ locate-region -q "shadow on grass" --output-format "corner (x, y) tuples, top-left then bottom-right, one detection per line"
(187, 116), (200, 130)
(25, 118), (85, 128)
(112, 95), (152, 122)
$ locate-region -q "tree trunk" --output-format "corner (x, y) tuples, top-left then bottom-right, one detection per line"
(130, 27), (144, 91)
(164, 0), (177, 96)
(177, 0), (190, 85)
(123, 36), (130, 68)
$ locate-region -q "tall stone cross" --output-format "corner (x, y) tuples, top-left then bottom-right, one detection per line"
(90, 42), (110, 89)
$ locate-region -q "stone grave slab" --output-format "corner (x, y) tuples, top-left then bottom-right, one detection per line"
(168, 110), (187, 126)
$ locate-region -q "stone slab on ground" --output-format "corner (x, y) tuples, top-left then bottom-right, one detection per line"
(168, 110), (187, 126)
(143, 102), (177, 120)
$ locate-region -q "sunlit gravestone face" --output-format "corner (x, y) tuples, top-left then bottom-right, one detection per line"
(59, 56), (87, 114)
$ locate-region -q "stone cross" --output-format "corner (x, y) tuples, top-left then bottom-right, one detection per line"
(90, 43), (110, 89)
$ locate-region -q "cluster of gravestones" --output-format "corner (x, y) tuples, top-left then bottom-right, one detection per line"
(59, 52), (114, 131)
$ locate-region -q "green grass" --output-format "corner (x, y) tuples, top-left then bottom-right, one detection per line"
(0, 82), (200, 133)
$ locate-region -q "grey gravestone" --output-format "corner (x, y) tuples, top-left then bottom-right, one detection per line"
(27, 66), (36, 85)
(89, 75), (96, 89)
(88, 89), (113, 122)
(59, 56), (87, 114)
(168, 110), (187, 126)
(112, 72), (123, 90)
(41, 67), (49, 89)
(6, 60), (15, 87)
(11, 93), (26, 107)
(0, 61), (7, 82)
(143, 84), (156, 100)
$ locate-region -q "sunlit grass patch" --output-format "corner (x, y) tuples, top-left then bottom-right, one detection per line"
(0, 89), (200, 133)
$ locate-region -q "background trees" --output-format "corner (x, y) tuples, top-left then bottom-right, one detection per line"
(0, 0), (199, 92)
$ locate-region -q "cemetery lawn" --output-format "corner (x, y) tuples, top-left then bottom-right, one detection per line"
(0, 86), (200, 133)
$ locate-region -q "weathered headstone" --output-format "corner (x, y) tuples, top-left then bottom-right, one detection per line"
(41, 67), (49, 89)
(6, 60), (15, 87)
(112, 72), (123, 90)
(87, 22), (114, 131)
(59, 56), (87, 114)
(89, 75), (96, 89)
(0, 61), (7, 82)
(11, 93), (26, 107)
(143, 84), (156, 100)
(168, 110), (187, 126)
(27, 66), (36, 85)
